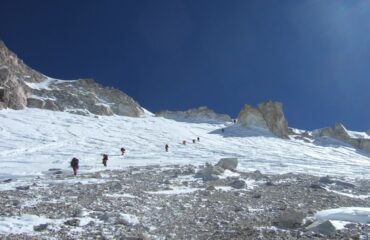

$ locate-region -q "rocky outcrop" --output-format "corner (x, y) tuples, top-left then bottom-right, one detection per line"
(25, 78), (144, 116)
(319, 123), (370, 153)
(0, 41), (144, 117)
(194, 162), (224, 181)
(237, 101), (289, 138)
(156, 106), (231, 123)
(0, 40), (47, 110)
(237, 105), (268, 129)
(305, 220), (336, 235)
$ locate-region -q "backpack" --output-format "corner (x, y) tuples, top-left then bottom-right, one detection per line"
(71, 158), (79, 167)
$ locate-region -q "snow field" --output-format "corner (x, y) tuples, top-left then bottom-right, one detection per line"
(0, 108), (370, 182)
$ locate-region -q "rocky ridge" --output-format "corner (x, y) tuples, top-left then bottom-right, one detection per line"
(156, 106), (232, 123)
(0, 41), (144, 117)
(319, 123), (370, 153)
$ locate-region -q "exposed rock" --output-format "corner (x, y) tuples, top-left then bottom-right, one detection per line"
(33, 224), (49, 232)
(194, 163), (224, 181)
(274, 209), (305, 229)
(310, 183), (325, 190)
(265, 181), (274, 186)
(0, 41), (144, 117)
(3, 178), (12, 183)
(15, 186), (30, 191)
(215, 158), (238, 171)
(230, 179), (246, 189)
(237, 101), (289, 138)
(206, 185), (216, 191)
(156, 106), (231, 123)
(237, 104), (268, 129)
(252, 193), (262, 198)
(257, 101), (289, 138)
(319, 123), (370, 153)
(305, 220), (336, 235)
(64, 219), (80, 227)
(319, 176), (333, 184)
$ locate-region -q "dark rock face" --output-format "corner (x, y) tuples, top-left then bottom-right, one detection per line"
(64, 219), (80, 227)
(274, 209), (305, 229)
(33, 224), (49, 232)
(230, 180), (246, 189)
(306, 220), (336, 235)
(0, 41), (144, 117)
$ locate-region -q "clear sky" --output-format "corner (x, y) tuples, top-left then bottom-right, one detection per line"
(0, 0), (369, 131)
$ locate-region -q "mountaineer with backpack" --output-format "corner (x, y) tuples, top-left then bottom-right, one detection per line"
(70, 157), (79, 176)
(102, 154), (108, 167)
(120, 147), (126, 156)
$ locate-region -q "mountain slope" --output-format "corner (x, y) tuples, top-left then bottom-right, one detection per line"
(0, 41), (144, 116)
(1, 108), (369, 184)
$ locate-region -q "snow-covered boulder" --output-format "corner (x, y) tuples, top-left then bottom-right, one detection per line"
(237, 101), (289, 138)
(0, 41), (145, 117)
(315, 207), (370, 224)
(215, 158), (238, 172)
(156, 106), (231, 123)
(195, 163), (224, 181)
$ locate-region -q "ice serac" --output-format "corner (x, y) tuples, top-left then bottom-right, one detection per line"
(237, 101), (289, 138)
(0, 41), (144, 117)
(156, 106), (231, 123)
(320, 123), (370, 153)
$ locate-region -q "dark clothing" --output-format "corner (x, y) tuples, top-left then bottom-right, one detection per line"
(70, 158), (79, 176)
(121, 147), (126, 155)
(71, 158), (79, 168)
(192, 139), (196, 143)
(102, 154), (108, 167)
(197, 137), (200, 142)
(165, 144), (169, 152)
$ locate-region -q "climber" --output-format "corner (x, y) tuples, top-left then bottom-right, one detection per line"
(70, 157), (79, 176)
(120, 147), (126, 156)
(192, 139), (196, 144)
(102, 154), (108, 167)
(182, 140), (186, 145)
(197, 137), (200, 142)
(221, 128), (225, 133)
(165, 144), (169, 152)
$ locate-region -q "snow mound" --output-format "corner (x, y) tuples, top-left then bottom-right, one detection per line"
(315, 207), (370, 224)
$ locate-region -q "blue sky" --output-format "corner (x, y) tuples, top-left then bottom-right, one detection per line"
(1, 0), (369, 130)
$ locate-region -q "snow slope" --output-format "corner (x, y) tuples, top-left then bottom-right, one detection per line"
(0, 108), (370, 182)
